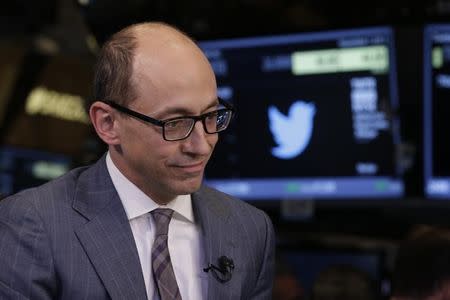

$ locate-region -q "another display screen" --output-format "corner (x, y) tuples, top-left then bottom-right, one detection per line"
(424, 24), (450, 199)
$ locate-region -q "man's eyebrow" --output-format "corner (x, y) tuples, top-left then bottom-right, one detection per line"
(158, 99), (220, 117)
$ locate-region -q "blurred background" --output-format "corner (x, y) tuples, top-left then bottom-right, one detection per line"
(3, 0), (450, 299)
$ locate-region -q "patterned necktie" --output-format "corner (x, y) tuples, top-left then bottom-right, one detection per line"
(151, 208), (182, 300)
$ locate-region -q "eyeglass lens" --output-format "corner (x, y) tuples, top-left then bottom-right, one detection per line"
(164, 109), (231, 140)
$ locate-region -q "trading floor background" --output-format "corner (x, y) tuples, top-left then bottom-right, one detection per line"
(2, 1), (450, 299)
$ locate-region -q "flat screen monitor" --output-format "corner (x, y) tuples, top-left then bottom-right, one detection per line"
(200, 26), (404, 200)
(423, 24), (450, 199)
(0, 146), (71, 197)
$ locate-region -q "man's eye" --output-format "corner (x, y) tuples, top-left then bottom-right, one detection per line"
(166, 120), (183, 128)
(205, 111), (219, 120)
(165, 118), (192, 129)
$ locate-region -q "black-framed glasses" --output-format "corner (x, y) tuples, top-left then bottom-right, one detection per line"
(101, 98), (234, 141)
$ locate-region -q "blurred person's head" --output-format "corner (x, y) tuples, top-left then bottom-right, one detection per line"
(391, 225), (450, 300)
(273, 256), (305, 300)
(311, 264), (377, 300)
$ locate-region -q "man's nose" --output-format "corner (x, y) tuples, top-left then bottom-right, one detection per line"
(182, 121), (215, 155)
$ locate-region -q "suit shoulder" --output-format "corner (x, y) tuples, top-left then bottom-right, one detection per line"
(199, 185), (272, 223)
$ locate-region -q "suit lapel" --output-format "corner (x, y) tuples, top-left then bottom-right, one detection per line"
(193, 187), (237, 299)
(72, 156), (147, 300)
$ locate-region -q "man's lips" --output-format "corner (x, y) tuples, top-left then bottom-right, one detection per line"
(173, 161), (205, 173)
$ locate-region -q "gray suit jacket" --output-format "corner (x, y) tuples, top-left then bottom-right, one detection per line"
(0, 156), (275, 299)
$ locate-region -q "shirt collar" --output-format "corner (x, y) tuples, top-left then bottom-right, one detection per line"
(105, 152), (194, 223)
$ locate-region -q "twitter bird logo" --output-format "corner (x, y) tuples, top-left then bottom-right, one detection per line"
(268, 101), (316, 159)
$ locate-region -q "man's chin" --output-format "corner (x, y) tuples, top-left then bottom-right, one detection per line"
(174, 176), (203, 195)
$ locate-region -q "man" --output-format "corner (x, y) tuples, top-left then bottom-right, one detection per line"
(0, 22), (275, 299)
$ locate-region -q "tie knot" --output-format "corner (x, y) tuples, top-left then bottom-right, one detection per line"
(151, 208), (174, 236)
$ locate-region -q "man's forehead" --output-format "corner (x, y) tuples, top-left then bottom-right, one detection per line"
(144, 97), (218, 118)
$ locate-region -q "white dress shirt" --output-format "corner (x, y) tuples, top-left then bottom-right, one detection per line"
(106, 153), (208, 300)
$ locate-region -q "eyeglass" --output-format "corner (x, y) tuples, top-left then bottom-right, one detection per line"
(101, 98), (234, 141)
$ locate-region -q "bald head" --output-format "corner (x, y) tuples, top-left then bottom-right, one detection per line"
(133, 22), (196, 48)
(92, 22), (215, 108)
(131, 23), (216, 105)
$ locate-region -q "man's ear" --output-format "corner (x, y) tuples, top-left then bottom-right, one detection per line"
(89, 101), (120, 145)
